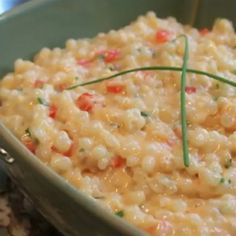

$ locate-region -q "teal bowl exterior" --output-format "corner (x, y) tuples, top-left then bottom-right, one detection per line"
(1, 0), (235, 235)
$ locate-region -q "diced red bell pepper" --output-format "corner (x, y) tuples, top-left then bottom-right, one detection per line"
(111, 156), (126, 168)
(107, 84), (124, 94)
(34, 80), (45, 88)
(98, 49), (120, 63)
(76, 92), (94, 112)
(199, 28), (209, 36)
(63, 143), (74, 157)
(49, 105), (57, 119)
(173, 126), (182, 139)
(52, 143), (74, 157)
(155, 29), (171, 43)
(57, 83), (68, 92)
(144, 220), (173, 235)
(185, 86), (196, 94)
(22, 136), (36, 153)
(77, 58), (92, 66)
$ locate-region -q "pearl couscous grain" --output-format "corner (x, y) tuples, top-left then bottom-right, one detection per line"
(1, 12), (236, 235)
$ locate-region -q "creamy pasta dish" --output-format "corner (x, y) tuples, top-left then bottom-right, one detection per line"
(1, 12), (236, 236)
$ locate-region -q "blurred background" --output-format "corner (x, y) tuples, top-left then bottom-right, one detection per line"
(1, 0), (236, 28)
(0, 0), (30, 14)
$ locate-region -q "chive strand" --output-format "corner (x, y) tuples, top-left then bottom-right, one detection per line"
(179, 35), (189, 167)
(66, 67), (236, 90)
(66, 36), (236, 167)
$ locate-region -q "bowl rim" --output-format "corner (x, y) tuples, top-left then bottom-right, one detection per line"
(0, 0), (146, 235)
(0, 121), (144, 235)
(0, 0), (55, 22)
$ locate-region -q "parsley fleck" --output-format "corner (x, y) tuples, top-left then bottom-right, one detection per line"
(115, 210), (124, 218)
(97, 54), (105, 61)
(225, 159), (232, 169)
(219, 177), (232, 184)
(108, 65), (115, 71)
(37, 97), (49, 106)
(79, 148), (85, 152)
(219, 177), (225, 184)
(140, 111), (150, 117)
(25, 128), (32, 137)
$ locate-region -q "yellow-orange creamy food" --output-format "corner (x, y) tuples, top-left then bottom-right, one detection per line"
(1, 12), (236, 236)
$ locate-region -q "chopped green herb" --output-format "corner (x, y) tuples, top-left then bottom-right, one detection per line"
(140, 111), (150, 117)
(213, 96), (219, 101)
(108, 65), (115, 71)
(219, 177), (232, 184)
(215, 83), (220, 89)
(179, 35), (190, 167)
(225, 159), (232, 169)
(94, 196), (105, 200)
(75, 77), (79, 81)
(219, 177), (225, 184)
(137, 48), (142, 53)
(25, 128), (32, 137)
(97, 54), (105, 61)
(79, 148), (85, 152)
(66, 67), (236, 91)
(151, 50), (157, 58)
(115, 210), (124, 218)
(37, 97), (49, 106)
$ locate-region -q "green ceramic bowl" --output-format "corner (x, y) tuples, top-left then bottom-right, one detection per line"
(1, 0), (236, 235)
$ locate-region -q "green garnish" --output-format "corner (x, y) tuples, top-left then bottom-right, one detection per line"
(25, 128), (32, 137)
(219, 177), (225, 184)
(179, 35), (190, 167)
(115, 210), (124, 217)
(108, 65), (116, 71)
(225, 158), (232, 169)
(66, 35), (236, 167)
(97, 54), (105, 61)
(66, 66), (236, 90)
(219, 177), (232, 184)
(37, 97), (49, 106)
(140, 111), (150, 117)
(79, 148), (85, 152)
